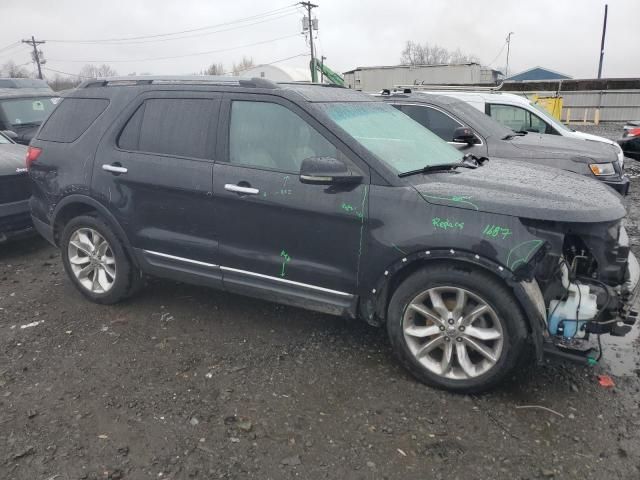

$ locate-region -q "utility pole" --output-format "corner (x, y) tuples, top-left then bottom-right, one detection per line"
(597, 4), (608, 79)
(505, 32), (514, 78)
(22, 36), (45, 79)
(320, 55), (326, 83)
(300, 2), (318, 82)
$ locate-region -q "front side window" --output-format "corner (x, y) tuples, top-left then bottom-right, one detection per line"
(229, 101), (338, 172)
(319, 102), (462, 175)
(394, 104), (463, 142)
(489, 104), (549, 134)
(118, 98), (216, 159)
(0, 97), (57, 127)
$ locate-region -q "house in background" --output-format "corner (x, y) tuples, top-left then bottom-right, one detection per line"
(240, 64), (310, 82)
(506, 66), (572, 82)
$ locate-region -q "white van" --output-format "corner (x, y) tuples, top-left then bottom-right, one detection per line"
(409, 90), (625, 167)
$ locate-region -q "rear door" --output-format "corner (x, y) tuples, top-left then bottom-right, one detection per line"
(93, 91), (221, 270)
(211, 94), (368, 314)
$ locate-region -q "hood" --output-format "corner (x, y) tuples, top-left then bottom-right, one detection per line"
(508, 132), (619, 163)
(410, 158), (625, 223)
(0, 143), (27, 176)
(569, 129), (616, 146)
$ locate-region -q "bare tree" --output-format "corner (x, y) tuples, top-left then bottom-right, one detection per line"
(202, 62), (225, 76)
(47, 74), (82, 92)
(231, 57), (255, 76)
(78, 64), (118, 79)
(400, 41), (479, 66)
(1, 60), (31, 78)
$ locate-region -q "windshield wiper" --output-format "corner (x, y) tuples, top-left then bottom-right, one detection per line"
(12, 122), (41, 128)
(399, 158), (481, 178)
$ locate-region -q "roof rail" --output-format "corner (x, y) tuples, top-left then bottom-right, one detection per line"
(79, 75), (279, 89)
(394, 83), (504, 92)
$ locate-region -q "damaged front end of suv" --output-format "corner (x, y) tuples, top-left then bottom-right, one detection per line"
(522, 218), (639, 363)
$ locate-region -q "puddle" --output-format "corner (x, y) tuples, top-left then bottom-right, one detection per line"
(599, 321), (640, 376)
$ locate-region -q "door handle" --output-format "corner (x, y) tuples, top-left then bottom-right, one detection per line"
(102, 164), (128, 174)
(224, 184), (259, 195)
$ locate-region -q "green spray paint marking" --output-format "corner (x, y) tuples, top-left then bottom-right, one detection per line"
(506, 239), (544, 270)
(432, 217), (464, 230)
(483, 224), (512, 240)
(341, 202), (364, 219)
(280, 250), (291, 277)
(356, 185), (369, 286)
(422, 194), (479, 211)
(392, 244), (407, 255)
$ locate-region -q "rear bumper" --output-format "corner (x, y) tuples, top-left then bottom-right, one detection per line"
(31, 213), (55, 246)
(0, 199), (34, 243)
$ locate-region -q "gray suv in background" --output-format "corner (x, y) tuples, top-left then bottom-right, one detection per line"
(379, 92), (630, 195)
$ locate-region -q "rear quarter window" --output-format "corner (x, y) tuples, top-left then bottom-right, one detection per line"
(38, 98), (109, 143)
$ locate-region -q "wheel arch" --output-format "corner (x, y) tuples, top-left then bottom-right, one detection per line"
(359, 249), (545, 361)
(52, 195), (139, 267)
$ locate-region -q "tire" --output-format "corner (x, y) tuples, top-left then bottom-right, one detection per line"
(60, 214), (141, 304)
(387, 263), (529, 393)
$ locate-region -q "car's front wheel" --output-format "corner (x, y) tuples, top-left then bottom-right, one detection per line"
(387, 263), (529, 393)
(60, 215), (140, 304)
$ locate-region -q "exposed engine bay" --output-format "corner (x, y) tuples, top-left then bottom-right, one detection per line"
(529, 220), (639, 362)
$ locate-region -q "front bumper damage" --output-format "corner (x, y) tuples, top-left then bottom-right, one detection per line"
(518, 221), (639, 364)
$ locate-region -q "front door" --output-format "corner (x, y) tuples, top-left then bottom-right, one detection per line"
(212, 95), (369, 314)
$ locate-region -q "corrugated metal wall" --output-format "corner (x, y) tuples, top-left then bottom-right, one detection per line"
(522, 90), (640, 122)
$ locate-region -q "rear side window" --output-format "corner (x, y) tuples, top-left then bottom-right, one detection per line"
(118, 98), (217, 159)
(38, 98), (108, 143)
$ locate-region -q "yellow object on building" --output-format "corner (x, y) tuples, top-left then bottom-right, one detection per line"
(530, 94), (563, 120)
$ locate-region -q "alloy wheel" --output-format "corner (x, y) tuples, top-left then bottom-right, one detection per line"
(402, 286), (504, 380)
(67, 227), (117, 294)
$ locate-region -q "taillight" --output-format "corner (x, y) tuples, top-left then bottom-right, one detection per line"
(627, 128), (640, 138)
(26, 146), (42, 169)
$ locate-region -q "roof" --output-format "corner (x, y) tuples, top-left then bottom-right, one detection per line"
(0, 88), (58, 99)
(343, 63), (496, 75)
(0, 78), (52, 90)
(281, 83), (372, 102)
(506, 66), (571, 82)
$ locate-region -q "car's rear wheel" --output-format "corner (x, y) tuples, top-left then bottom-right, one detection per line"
(61, 215), (140, 304)
(387, 263), (529, 393)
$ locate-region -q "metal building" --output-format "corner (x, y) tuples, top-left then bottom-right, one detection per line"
(343, 63), (503, 92)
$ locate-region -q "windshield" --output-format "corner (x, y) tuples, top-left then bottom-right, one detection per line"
(319, 102), (463, 174)
(0, 97), (58, 127)
(529, 101), (571, 132)
(0, 132), (10, 144)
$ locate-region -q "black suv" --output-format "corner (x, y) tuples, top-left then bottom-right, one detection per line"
(28, 77), (639, 392)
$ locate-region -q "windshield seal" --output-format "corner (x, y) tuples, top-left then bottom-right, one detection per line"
(318, 101), (463, 175)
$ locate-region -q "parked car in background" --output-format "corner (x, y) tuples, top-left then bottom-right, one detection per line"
(619, 121), (640, 161)
(28, 76), (638, 393)
(0, 78), (59, 145)
(402, 89), (626, 168)
(379, 92), (629, 195)
(0, 130), (31, 242)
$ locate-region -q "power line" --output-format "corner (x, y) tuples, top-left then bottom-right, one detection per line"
(47, 4), (298, 43)
(48, 33), (302, 63)
(47, 11), (298, 46)
(0, 41), (21, 53)
(42, 66), (91, 78)
(487, 41), (507, 67)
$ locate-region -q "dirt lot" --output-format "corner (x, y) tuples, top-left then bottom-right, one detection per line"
(2, 125), (640, 480)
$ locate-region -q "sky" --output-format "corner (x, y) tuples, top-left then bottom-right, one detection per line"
(1, 0), (639, 80)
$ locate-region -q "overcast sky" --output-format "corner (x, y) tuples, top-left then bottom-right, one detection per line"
(1, 0), (639, 80)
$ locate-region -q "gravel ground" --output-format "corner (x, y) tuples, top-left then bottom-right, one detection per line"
(2, 124), (640, 480)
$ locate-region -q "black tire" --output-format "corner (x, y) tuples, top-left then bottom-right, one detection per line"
(60, 214), (141, 304)
(387, 263), (529, 393)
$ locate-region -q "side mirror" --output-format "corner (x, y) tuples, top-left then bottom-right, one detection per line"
(299, 157), (362, 185)
(1, 130), (18, 141)
(452, 127), (477, 145)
